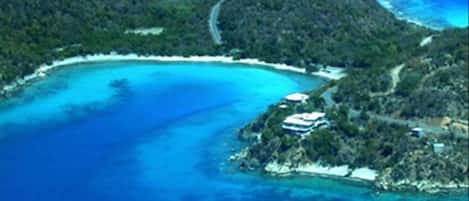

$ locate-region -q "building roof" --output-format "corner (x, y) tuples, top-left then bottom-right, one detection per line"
(278, 104), (288, 109)
(283, 116), (314, 127)
(285, 93), (309, 102)
(301, 112), (326, 121)
(283, 112), (326, 127)
(411, 128), (424, 132)
(433, 143), (445, 153)
(433, 143), (445, 148)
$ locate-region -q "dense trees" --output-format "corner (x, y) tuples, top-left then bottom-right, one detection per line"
(0, 0), (219, 87)
(239, 96), (468, 189)
(335, 28), (469, 120)
(220, 0), (431, 69)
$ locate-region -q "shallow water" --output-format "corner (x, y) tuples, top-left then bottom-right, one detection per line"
(0, 62), (466, 201)
(377, 0), (468, 29)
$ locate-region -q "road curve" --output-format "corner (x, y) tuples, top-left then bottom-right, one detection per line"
(321, 86), (466, 137)
(209, 0), (224, 45)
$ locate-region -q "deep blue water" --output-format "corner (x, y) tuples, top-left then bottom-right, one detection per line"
(0, 62), (466, 201)
(377, 0), (468, 29)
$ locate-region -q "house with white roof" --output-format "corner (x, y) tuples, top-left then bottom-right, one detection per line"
(282, 115), (315, 134)
(282, 112), (329, 135)
(410, 128), (425, 137)
(284, 93), (309, 104)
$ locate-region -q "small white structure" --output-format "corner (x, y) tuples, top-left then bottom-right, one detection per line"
(282, 112), (329, 135)
(278, 104), (288, 109)
(284, 93), (309, 104)
(433, 143), (445, 153)
(410, 128), (425, 137)
(124, 27), (164, 36)
(420, 36), (433, 47)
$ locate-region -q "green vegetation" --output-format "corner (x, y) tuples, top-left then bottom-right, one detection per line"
(335, 28), (469, 120)
(0, 0), (219, 87)
(237, 95), (468, 192)
(220, 0), (431, 69)
(219, 0), (467, 122)
(1, 0), (467, 193)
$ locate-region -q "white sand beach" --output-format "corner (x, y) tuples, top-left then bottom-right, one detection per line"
(1, 54), (347, 96)
(350, 168), (378, 181)
(296, 163), (350, 177)
(265, 161), (377, 182)
(312, 66), (347, 80)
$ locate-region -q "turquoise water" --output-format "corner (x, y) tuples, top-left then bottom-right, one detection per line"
(377, 0), (468, 29)
(0, 62), (466, 201)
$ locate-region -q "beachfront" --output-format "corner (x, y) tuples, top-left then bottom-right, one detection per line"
(1, 54), (346, 96)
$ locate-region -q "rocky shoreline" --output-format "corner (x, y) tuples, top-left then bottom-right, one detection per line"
(376, 168), (469, 194)
(231, 149), (468, 194)
(233, 103), (468, 194)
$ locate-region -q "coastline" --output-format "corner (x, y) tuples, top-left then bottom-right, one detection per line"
(0, 53), (346, 98)
(248, 159), (468, 194)
(264, 161), (377, 182)
(376, 0), (468, 30)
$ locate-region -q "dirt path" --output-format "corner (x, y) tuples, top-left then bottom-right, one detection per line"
(370, 64), (405, 97)
(321, 85), (465, 137)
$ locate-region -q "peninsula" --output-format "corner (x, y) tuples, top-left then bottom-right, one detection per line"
(0, 0), (467, 195)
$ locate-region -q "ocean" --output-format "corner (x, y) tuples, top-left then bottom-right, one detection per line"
(377, 0), (468, 29)
(0, 62), (466, 201)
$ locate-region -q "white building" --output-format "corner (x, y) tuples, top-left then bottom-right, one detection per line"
(278, 104), (288, 109)
(433, 143), (445, 153)
(410, 128), (425, 137)
(282, 112), (329, 135)
(301, 112), (328, 128)
(282, 115), (315, 134)
(284, 93), (309, 104)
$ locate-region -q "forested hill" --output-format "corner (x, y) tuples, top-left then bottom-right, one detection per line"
(219, 0), (468, 122)
(335, 28), (469, 122)
(0, 0), (218, 87)
(219, 0), (432, 69)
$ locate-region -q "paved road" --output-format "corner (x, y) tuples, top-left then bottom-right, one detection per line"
(321, 86), (466, 137)
(209, 0), (224, 45)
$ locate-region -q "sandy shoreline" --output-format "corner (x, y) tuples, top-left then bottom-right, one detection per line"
(1, 54), (346, 96)
(264, 161), (377, 182)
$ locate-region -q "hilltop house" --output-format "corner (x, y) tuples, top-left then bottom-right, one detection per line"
(282, 112), (329, 135)
(284, 93), (309, 104)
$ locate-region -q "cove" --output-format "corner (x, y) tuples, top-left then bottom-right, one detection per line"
(377, 0), (468, 29)
(0, 61), (466, 201)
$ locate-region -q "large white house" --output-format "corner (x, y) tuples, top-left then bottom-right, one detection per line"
(284, 93), (309, 104)
(282, 112), (329, 135)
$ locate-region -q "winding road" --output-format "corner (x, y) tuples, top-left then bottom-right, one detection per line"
(320, 86), (466, 137)
(209, 0), (225, 45)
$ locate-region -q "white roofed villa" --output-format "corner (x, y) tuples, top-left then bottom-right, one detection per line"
(282, 112), (329, 136)
(284, 93), (309, 104)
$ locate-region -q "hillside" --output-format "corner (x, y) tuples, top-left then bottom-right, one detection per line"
(0, 0), (218, 88)
(219, 0), (432, 69)
(335, 28), (468, 127)
(220, 0), (467, 130)
(218, 0), (469, 193)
